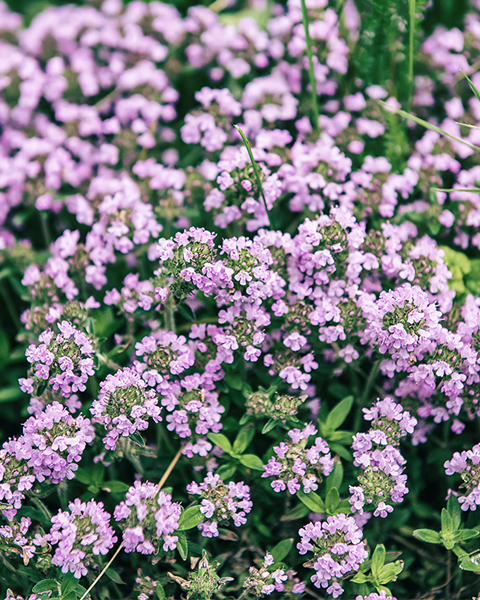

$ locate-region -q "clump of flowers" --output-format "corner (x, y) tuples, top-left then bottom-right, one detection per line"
(349, 397), (417, 518)
(91, 367), (162, 450)
(19, 321), (96, 398)
(47, 499), (117, 578)
(297, 514), (368, 597)
(186, 473), (252, 538)
(134, 331), (195, 377)
(445, 444), (480, 511)
(114, 481), (181, 554)
(0, 445), (35, 518)
(356, 593), (397, 600)
(243, 552), (305, 597)
(262, 424), (334, 494)
(13, 401), (94, 484)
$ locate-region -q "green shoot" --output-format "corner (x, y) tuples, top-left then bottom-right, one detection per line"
(408, 0), (415, 109)
(436, 188), (480, 194)
(461, 69), (480, 103)
(378, 100), (480, 152)
(300, 0), (320, 133)
(234, 125), (272, 228)
(456, 121), (480, 130)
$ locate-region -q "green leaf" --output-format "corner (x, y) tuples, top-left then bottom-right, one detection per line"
(178, 506), (204, 531)
(233, 427), (255, 455)
(451, 529), (480, 543)
(326, 460), (343, 494)
(280, 504), (310, 521)
(413, 529), (441, 544)
(270, 539), (293, 563)
(61, 593), (77, 600)
(239, 414), (250, 426)
(441, 508), (454, 533)
(102, 481), (129, 494)
(371, 545), (386, 576)
(327, 430), (354, 444)
(351, 573), (369, 584)
(216, 463), (237, 480)
(156, 583), (166, 600)
(325, 487), (340, 514)
(91, 463), (105, 485)
(239, 454), (264, 470)
(74, 468), (92, 485)
(297, 490), (325, 513)
(460, 557), (480, 572)
(378, 561), (404, 585)
(207, 433), (233, 454)
(447, 495), (461, 530)
(33, 580), (59, 594)
(329, 443), (352, 461)
(325, 396), (354, 431)
(177, 535), (188, 560)
(106, 568), (125, 584)
(379, 100), (480, 152)
(262, 418), (277, 434)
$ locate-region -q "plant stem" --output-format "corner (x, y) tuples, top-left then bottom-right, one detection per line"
(234, 125), (272, 228)
(157, 447), (183, 492)
(408, 0), (416, 110)
(39, 211), (51, 248)
(79, 543), (124, 600)
(300, 0), (320, 133)
(79, 448), (183, 600)
(165, 292), (176, 333)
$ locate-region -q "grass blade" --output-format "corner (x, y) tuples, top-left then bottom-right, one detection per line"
(461, 70), (480, 104)
(234, 125), (272, 228)
(300, 0), (320, 133)
(378, 100), (480, 152)
(408, 0), (415, 109)
(456, 121), (480, 130)
(436, 188), (480, 193)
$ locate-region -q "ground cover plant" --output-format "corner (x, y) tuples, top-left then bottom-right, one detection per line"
(5, 0), (480, 598)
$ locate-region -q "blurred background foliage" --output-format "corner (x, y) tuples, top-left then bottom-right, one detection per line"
(2, 0), (473, 31)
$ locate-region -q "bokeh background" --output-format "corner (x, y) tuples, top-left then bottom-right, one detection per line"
(2, 0), (473, 34)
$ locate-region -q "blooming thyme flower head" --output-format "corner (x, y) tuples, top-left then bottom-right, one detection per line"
(114, 481), (181, 554)
(445, 443), (480, 511)
(243, 552), (305, 597)
(15, 401), (94, 484)
(164, 385), (224, 454)
(297, 514), (368, 598)
(134, 331), (195, 377)
(349, 397), (415, 518)
(47, 499), (117, 578)
(262, 424), (333, 495)
(91, 367), (162, 450)
(0, 442), (36, 518)
(186, 472), (252, 537)
(19, 321), (96, 398)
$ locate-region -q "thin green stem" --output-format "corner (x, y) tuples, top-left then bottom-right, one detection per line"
(408, 0), (415, 110)
(234, 125), (272, 229)
(40, 211), (51, 248)
(165, 292), (176, 333)
(300, 0), (320, 133)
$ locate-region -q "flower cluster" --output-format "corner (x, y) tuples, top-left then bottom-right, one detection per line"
(47, 499), (117, 578)
(168, 550), (234, 600)
(0, 402), (94, 517)
(0, 516), (49, 569)
(245, 391), (305, 425)
(19, 321), (96, 399)
(243, 552), (305, 597)
(349, 398), (416, 518)
(262, 424), (334, 494)
(297, 514), (368, 597)
(445, 443), (480, 511)
(114, 481), (181, 554)
(186, 473), (252, 538)
(91, 367), (162, 450)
